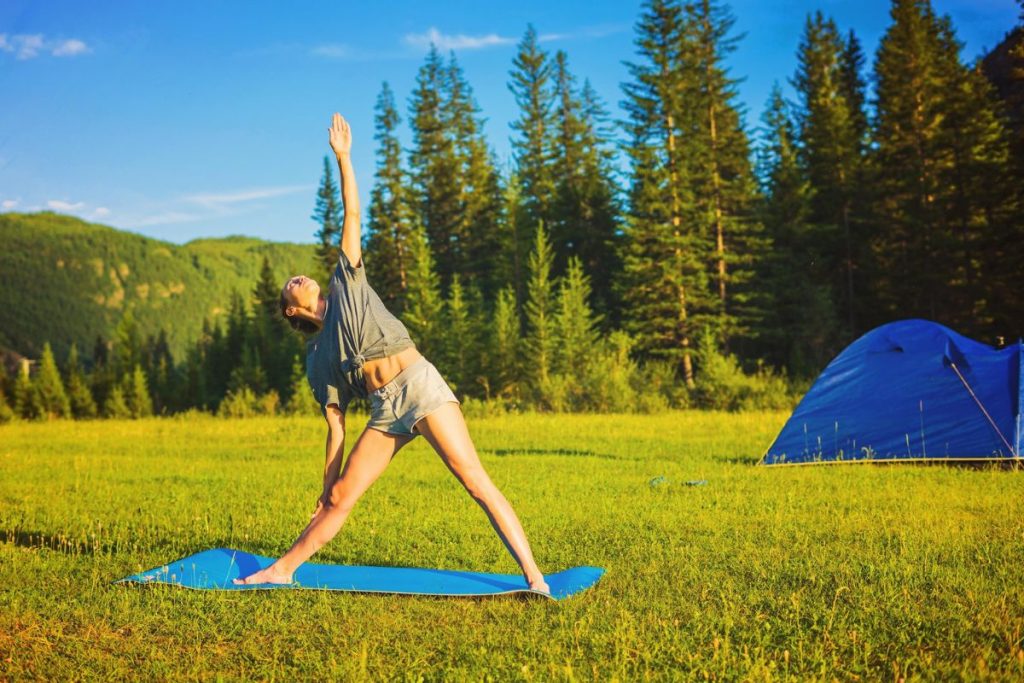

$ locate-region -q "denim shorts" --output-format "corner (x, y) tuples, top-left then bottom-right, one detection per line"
(366, 357), (460, 436)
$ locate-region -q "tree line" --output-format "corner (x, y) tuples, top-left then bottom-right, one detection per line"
(2, 0), (1022, 421)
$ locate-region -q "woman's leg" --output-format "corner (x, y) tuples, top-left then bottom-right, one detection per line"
(414, 402), (550, 592)
(234, 427), (414, 584)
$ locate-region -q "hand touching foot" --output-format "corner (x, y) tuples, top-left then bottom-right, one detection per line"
(232, 564), (294, 586)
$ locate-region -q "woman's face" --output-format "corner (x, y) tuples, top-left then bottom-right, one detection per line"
(282, 275), (321, 313)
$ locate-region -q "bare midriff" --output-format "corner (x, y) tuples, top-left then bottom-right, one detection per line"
(362, 345), (423, 392)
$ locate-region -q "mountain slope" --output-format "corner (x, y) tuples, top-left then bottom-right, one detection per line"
(0, 212), (319, 362)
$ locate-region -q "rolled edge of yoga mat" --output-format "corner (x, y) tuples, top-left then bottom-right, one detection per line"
(115, 548), (605, 601)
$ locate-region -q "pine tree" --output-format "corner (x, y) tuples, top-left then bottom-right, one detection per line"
(34, 342), (71, 419)
(501, 167), (527, 307)
(408, 45), (462, 290)
(12, 360), (37, 419)
(870, 0), (1016, 333)
(401, 225), (445, 358)
(92, 334), (109, 368)
(439, 275), (476, 396)
(445, 53), (508, 299)
(793, 11), (866, 337)
(142, 329), (174, 414)
(683, 0), (765, 344)
(840, 30), (870, 151)
(523, 224), (557, 395)
(488, 286), (522, 400)
(204, 319), (230, 406)
(312, 156), (343, 282)
(114, 311), (141, 376)
(103, 385), (131, 419)
(219, 288), (263, 403)
(65, 343), (98, 418)
(508, 25), (557, 292)
(550, 52), (622, 315)
(945, 45), (1021, 334)
(284, 355), (320, 416)
(619, 0), (708, 385)
(252, 255), (293, 398)
(0, 385), (14, 423)
(227, 343), (267, 395)
(554, 256), (601, 375)
(124, 365), (153, 418)
(182, 344), (209, 411)
(366, 81), (418, 312)
(980, 8), (1024, 329)
(754, 84), (836, 375)
(577, 78), (623, 316)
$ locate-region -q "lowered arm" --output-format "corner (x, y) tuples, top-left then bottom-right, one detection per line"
(320, 405), (346, 504)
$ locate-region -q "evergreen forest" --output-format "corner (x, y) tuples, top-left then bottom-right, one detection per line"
(2, 0), (1022, 421)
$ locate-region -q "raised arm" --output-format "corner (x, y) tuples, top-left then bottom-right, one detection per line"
(328, 113), (361, 267)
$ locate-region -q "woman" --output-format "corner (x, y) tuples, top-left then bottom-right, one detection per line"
(234, 113), (550, 593)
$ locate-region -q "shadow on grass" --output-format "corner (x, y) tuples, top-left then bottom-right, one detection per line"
(743, 457), (1022, 470)
(717, 455), (762, 465)
(117, 581), (554, 602)
(484, 448), (622, 460)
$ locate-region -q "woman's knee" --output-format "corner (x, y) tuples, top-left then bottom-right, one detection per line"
(326, 480), (359, 513)
(460, 468), (497, 504)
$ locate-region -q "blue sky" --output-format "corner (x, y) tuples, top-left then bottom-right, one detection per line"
(1, 0), (1018, 245)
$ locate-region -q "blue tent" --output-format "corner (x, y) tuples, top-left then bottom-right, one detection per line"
(761, 319), (1022, 465)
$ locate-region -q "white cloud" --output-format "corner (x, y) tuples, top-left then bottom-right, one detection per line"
(538, 24), (628, 43)
(0, 33), (90, 60)
(13, 34), (44, 60)
(47, 199), (86, 211)
(133, 211), (202, 227)
(123, 183), (311, 228)
(184, 184), (311, 208)
(404, 27), (514, 51)
(310, 43), (350, 58)
(2, 199), (19, 210)
(52, 39), (90, 57)
(93, 206), (110, 217)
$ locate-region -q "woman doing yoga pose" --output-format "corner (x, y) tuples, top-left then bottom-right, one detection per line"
(233, 113), (549, 593)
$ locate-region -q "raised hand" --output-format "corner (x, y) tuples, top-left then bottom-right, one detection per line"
(328, 112), (352, 157)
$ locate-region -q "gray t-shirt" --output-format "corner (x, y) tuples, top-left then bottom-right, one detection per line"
(305, 251), (415, 415)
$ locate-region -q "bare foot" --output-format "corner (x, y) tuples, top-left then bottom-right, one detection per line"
(528, 576), (551, 595)
(232, 564), (294, 586)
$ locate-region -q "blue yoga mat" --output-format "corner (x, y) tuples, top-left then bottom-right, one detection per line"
(116, 548), (604, 601)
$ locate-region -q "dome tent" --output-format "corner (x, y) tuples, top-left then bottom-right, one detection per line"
(761, 320), (1022, 465)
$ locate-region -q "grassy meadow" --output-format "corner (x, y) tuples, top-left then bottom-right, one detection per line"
(2, 411), (1023, 681)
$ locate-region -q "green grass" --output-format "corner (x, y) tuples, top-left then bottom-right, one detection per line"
(2, 412), (1023, 681)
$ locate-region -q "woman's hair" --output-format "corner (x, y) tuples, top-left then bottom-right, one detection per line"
(280, 291), (321, 335)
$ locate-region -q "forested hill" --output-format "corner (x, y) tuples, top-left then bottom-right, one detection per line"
(0, 212), (318, 363)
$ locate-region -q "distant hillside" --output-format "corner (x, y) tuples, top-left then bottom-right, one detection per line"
(0, 212), (319, 363)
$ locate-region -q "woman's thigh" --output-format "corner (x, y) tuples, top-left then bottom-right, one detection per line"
(414, 403), (490, 490)
(330, 427), (415, 507)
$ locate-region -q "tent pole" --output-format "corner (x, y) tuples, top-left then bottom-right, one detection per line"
(948, 362), (1015, 457)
